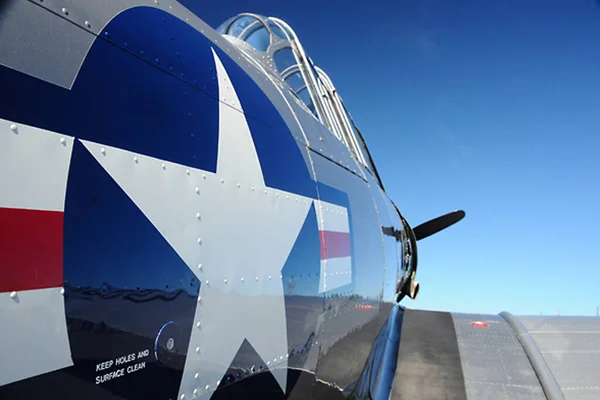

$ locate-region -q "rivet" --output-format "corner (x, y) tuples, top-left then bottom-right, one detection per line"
(195, 187), (200, 194)
(205, 280), (209, 286)
(85, 21), (91, 28)
(60, 288), (65, 295)
(180, 395), (185, 400)
(10, 291), (17, 298)
(217, 380), (220, 386)
(280, 274), (283, 279)
(251, 186), (255, 191)
(220, 178), (224, 184)
(196, 212), (201, 220)
(286, 354), (289, 358)
(133, 156), (138, 163)
(100, 148), (106, 155)
(198, 263), (202, 270)
(197, 238), (202, 245)
(154, 0), (158, 3)
(268, 275), (272, 280)
(205, 385), (210, 391)
(255, 276), (259, 281)
(241, 277), (244, 282)
(10, 124), (18, 134)
(194, 373), (199, 379)
(237, 183), (240, 188)
(61, 7), (68, 15)
(196, 322), (201, 328)
(286, 195), (289, 200)
(274, 358), (277, 362)
(267, 361), (270, 366)
(202, 174), (206, 179)
(161, 163), (166, 169)
(264, 190), (267, 195)
(276, 193), (279, 197)
(193, 389), (198, 396)
(186, 169), (190, 175)
(195, 347), (200, 353)
(197, 296), (202, 303)
(224, 279), (227, 284)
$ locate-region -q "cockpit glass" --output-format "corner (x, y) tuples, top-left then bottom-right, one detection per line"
(297, 88), (316, 116)
(226, 15), (257, 38)
(215, 17), (235, 34)
(268, 20), (288, 40)
(244, 25), (270, 52)
(284, 72), (304, 93)
(217, 14), (374, 165)
(273, 47), (296, 74)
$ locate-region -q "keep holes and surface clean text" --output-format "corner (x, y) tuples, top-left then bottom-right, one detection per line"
(95, 349), (150, 384)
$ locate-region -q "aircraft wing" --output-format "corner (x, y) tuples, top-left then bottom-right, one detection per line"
(391, 308), (600, 400)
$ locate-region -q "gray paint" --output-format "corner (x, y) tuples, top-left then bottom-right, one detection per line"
(0, 0), (93, 89)
(500, 312), (565, 400)
(452, 313), (546, 400)
(516, 315), (600, 400)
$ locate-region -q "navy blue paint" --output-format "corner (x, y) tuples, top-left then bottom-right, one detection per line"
(63, 141), (197, 399)
(317, 182), (350, 210)
(0, 8), (219, 172)
(280, 204), (323, 369)
(100, 7), (219, 95)
(282, 204), (321, 297)
(0, 6), (317, 198)
(64, 141), (199, 294)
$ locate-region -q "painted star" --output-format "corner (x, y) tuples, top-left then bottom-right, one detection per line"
(82, 49), (313, 398)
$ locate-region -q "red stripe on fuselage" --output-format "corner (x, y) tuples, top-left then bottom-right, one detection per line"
(319, 230), (351, 260)
(0, 207), (63, 292)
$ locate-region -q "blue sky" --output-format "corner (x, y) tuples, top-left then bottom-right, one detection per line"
(186, 0), (600, 315)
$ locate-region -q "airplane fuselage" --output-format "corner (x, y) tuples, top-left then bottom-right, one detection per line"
(0, 2), (411, 399)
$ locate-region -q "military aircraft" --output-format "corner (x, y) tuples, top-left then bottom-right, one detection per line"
(1, 2), (597, 400)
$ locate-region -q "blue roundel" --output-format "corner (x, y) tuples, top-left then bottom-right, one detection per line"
(0, 5), (322, 400)
(0, 6), (316, 199)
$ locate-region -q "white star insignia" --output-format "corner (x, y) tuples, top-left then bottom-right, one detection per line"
(81, 48), (313, 398)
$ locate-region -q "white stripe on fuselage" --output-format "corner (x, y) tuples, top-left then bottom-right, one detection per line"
(0, 287), (72, 386)
(0, 119), (74, 211)
(314, 200), (349, 233)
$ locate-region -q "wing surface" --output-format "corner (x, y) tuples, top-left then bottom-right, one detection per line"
(391, 309), (600, 399)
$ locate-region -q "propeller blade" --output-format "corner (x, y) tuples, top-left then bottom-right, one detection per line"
(413, 210), (465, 241)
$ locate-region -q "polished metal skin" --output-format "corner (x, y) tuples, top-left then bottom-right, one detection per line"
(0, 1), (408, 399)
(2, 3), (597, 400)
